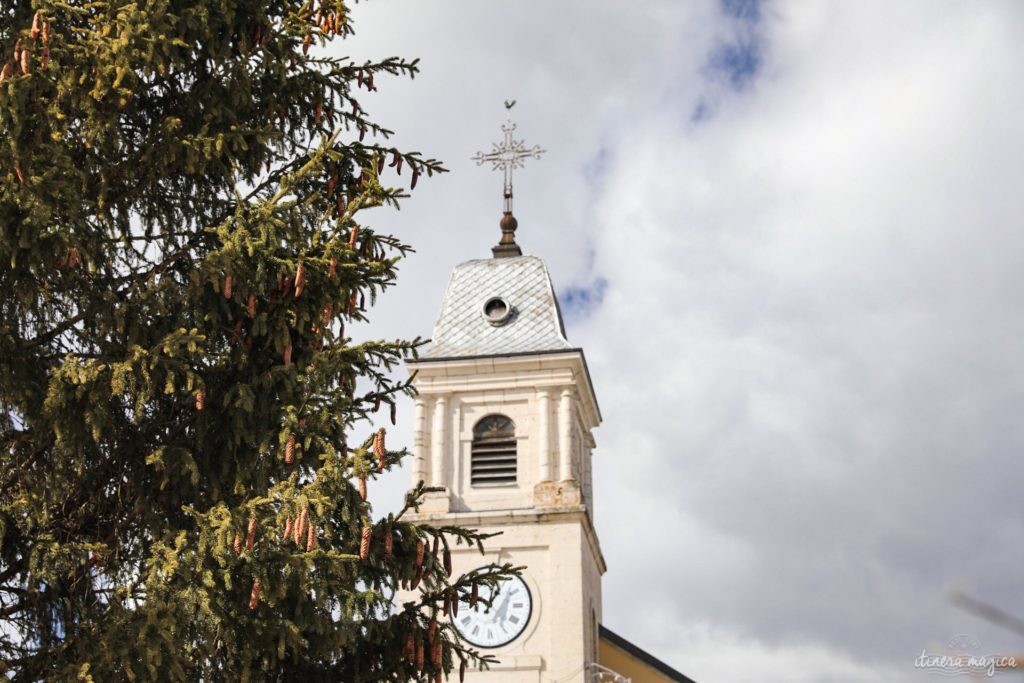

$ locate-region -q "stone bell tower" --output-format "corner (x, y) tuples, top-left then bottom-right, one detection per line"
(405, 111), (604, 683)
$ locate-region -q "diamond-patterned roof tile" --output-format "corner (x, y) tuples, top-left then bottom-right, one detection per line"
(424, 256), (571, 358)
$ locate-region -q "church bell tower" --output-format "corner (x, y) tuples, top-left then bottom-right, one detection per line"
(405, 112), (604, 682)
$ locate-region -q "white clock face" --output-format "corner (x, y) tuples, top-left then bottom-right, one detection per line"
(453, 574), (532, 648)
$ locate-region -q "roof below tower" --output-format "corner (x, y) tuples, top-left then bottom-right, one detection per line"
(424, 255), (572, 358)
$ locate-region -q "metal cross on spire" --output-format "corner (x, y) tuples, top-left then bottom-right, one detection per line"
(472, 101), (545, 258)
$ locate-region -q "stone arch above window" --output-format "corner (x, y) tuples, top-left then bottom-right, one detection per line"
(471, 415), (517, 486)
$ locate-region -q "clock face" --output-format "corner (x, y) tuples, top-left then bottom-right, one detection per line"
(453, 574), (532, 648)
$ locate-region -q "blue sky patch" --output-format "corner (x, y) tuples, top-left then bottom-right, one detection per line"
(560, 277), (608, 321)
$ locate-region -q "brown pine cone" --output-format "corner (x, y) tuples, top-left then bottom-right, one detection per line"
(432, 535), (440, 559)
(404, 632), (415, 665)
(246, 517), (257, 550)
(248, 293), (256, 318)
(410, 566), (422, 590)
(383, 530), (393, 561)
(306, 522), (316, 552)
(296, 508), (309, 545)
(302, 33), (312, 55)
(347, 225), (360, 250)
(390, 402), (397, 425)
(321, 302), (332, 326)
(294, 260), (305, 298)
(283, 342), (292, 366)
(415, 635), (424, 671)
(195, 389), (205, 412)
(249, 579), (261, 609)
(31, 11), (41, 40)
(360, 525), (371, 560)
(415, 539), (424, 568)
(431, 637), (442, 669)
(233, 532), (243, 555)
(451, 589), (459, 617)
(443, 548), (452, 576)
(443, 592), (451, 618)
(358, 473), (367, 500)
(285, 434), (295, 464)
(327, 256), (337, 279)
(282, 517), (293, 541)
(427, 616), (437, 645)
(470, 582), (478, 609)
(224, 275), (232, 300)
(460, 659), (467, 682)
(374, 428), (386, 469)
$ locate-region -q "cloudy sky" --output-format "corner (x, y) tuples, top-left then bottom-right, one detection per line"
(339, 2), (1024, 681)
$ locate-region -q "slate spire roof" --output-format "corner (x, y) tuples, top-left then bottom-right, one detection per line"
(424, 255), (572, 359)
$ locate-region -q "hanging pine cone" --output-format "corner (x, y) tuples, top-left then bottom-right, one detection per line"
(427, 616), (437, 645)
(283, 342), (292, 366)
(410, 566), (422, 590)
(347, 290), (357, 315)
(360, 525), (371, 560)
(348, 224), (360, 250)
(195, 389), (205, 411)
(443, 547), (452, 576)
(31, 11), (41, 40)
(391, 401), (397, 425)
(470, 582), (478, 609)
(431, 638), (442, 669)
(358, 473), (367, 500)
(383, 529), (393, 561)
(294, 260), (306, 298)
(415, 539), (424, 568)
(302, 33), (312, 55)
(246, 517), (257, 550)
(306, 522), (316, 552)
(327, 256), (337, 279)
(285, 434), (295, 464)
(296, 508), (309, 545)
(374, 428), (386, 469)
(404, 632), (415, 665)
(443, 592), (451, 618)
(249, 580), (261, 609)
(451, 588), (459, 617)
(20, 49), (29, 76)
(224, 275), (232, 300)
(233, 532), (243, 555)
(432, 535), (440, 559)
(415, 634), (425, 671)
(248, 293), (256, 318)
(460, 659), (467, 682)
(282, 517), (293, 541)
(321, 301), (332, 326)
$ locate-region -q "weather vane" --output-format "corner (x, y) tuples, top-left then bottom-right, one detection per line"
(472, 101), (545, 257)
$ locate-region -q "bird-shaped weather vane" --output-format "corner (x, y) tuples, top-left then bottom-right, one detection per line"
(472, 101), (545, 257)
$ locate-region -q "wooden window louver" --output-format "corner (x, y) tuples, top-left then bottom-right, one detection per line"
(471, 415), (517, 486)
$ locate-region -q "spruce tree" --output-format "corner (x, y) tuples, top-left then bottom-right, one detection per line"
(0, 1), (515, 679)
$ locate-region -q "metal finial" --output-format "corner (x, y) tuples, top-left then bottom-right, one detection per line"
(472, 103), (545, 258)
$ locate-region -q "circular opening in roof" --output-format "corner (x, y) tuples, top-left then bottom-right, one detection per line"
(482, 297), (513, 326)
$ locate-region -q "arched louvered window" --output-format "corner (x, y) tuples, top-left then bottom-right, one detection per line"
(471, 415), (517, 486)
